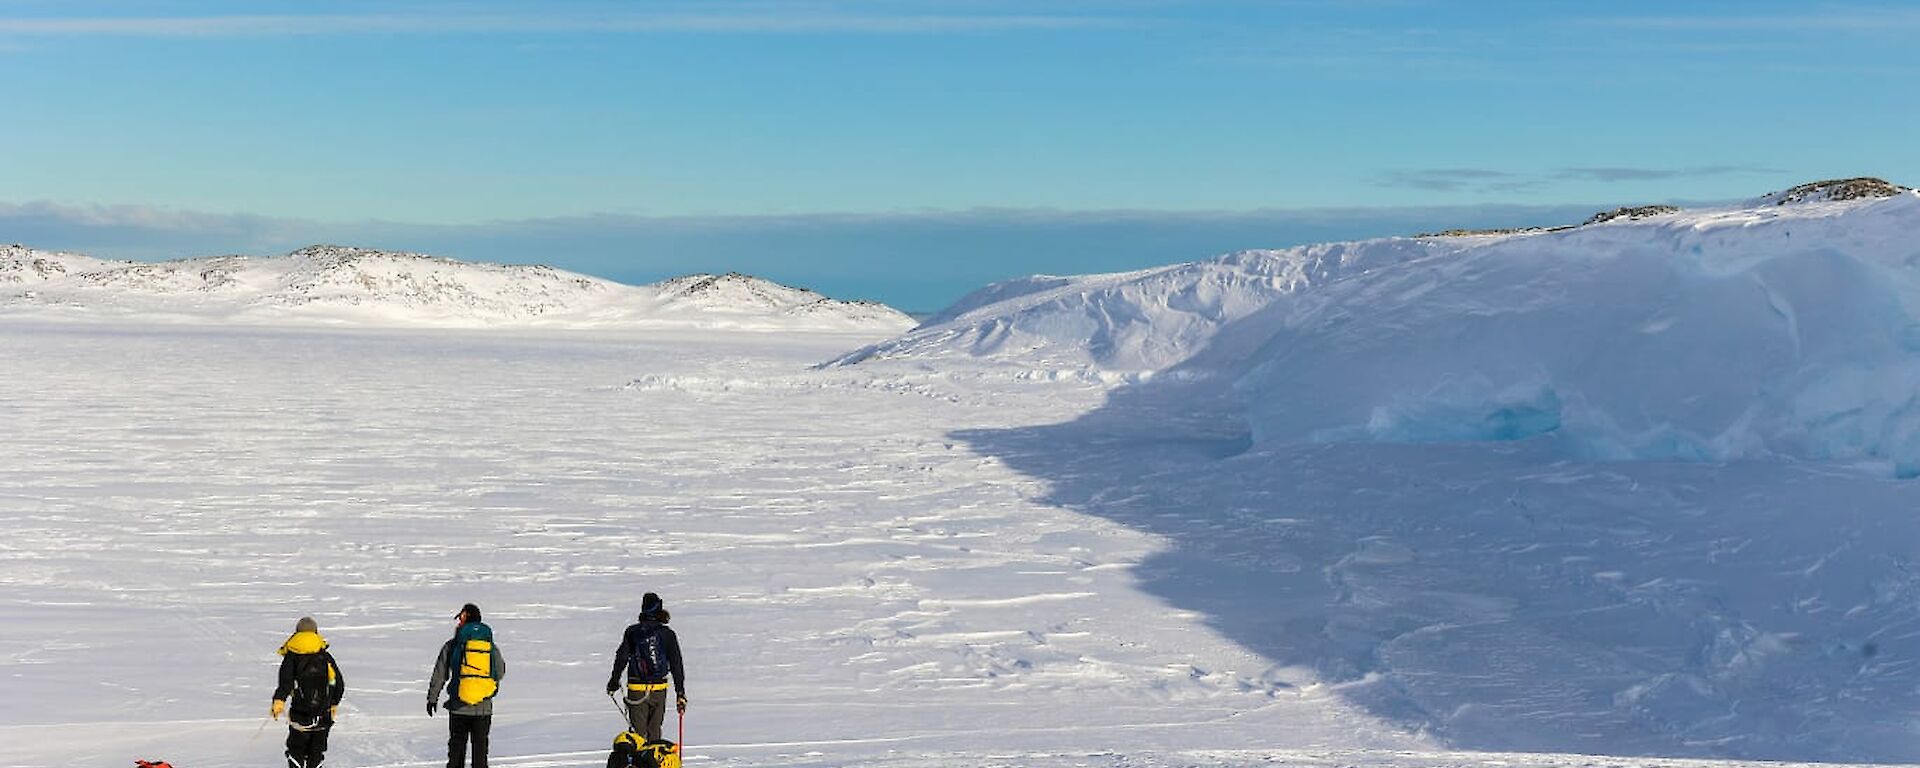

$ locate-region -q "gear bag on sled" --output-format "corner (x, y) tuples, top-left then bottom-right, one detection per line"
(455, 637), (498, 706)
(607, 730), (679, 768)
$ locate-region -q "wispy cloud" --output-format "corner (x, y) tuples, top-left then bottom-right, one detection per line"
(0, 12), (1113, 38)
(1380, 169), (1542, 193)
(1381, 165), (1780, 193)
(1583, 9), (1920, 32)
(1554, 165), (1783, 182)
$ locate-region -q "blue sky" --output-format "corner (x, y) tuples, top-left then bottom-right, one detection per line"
(3, 1), (1917, 309)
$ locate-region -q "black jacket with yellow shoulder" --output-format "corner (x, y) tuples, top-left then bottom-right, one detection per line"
(273, 630), (345, 721)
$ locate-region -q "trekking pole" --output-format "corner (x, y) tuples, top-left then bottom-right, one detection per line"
(607, 690), (627, 724)
(247, 714), (271, 747)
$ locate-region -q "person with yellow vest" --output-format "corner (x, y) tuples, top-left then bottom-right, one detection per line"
(605, 593), (686, 743)
(271, 616), (345, 768)
(428, 603), (506, 768)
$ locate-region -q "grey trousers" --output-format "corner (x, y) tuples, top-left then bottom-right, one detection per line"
(624, 688), (669, 742)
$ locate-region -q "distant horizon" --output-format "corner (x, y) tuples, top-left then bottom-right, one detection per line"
(0, 190), (1815, 312)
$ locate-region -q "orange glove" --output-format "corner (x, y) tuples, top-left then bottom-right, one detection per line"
(270, 699), (286, 720)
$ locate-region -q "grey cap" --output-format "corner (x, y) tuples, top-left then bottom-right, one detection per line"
(295, 616), (319, 633)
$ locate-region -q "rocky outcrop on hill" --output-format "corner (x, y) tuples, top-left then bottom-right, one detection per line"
(1583, 205), (1681, 225)
(1753, 177), (1908, 206)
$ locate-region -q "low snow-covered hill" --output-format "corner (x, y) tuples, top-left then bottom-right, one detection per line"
(842, 178), (1920, 471)
(0, 244), (914, 332)
(1751, 176), (1910, 206)
(833, 239), (1468, 371)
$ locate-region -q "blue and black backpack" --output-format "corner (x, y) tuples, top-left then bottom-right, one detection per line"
(625, 623), (672, 683)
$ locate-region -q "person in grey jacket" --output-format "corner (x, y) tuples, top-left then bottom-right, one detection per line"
(428, 604), (505, 768)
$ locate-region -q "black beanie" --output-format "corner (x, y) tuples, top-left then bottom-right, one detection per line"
(460, 603), (482, 623)
(640, 593), (663, 617)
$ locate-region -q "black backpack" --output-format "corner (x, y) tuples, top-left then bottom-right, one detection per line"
(289, 653), (332, 714)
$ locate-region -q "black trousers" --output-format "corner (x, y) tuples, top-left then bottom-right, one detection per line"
(447, 714), (492, 768)
(285, 724), (330, 768)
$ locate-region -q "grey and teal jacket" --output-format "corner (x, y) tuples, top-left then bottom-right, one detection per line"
(428, 621), (506, 717)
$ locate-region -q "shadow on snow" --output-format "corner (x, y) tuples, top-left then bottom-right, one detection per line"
(953, 369), (1920, 762)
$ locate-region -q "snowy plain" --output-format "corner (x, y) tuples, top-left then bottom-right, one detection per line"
(8, 321), (1907, 768)
(8, 183), (1920, 767)
(0, 322), (1415, 768)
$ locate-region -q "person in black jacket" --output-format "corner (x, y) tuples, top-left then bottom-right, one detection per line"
(605, 593), (686, 742)
(271, 616), (345, 768)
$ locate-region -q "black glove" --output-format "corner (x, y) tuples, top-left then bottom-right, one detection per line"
(606, 681), (619, 695)
(427, 700), (437, 716)
(676, 695), (688, 713)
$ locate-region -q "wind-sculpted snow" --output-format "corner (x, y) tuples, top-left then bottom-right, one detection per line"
(918, 185), (1920, 761)
(0, 244), (914, 332)
(833, 239), (1465, 371)
(1237, 192), (1920, 472)
(853, 190), (1920, 472)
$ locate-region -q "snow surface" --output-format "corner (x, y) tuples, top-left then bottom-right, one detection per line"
(9, 189), (1920, 766)
(0, 244), (914, 332)
(0, 322), (1417, 768)
(5, 317), (1915, 766)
